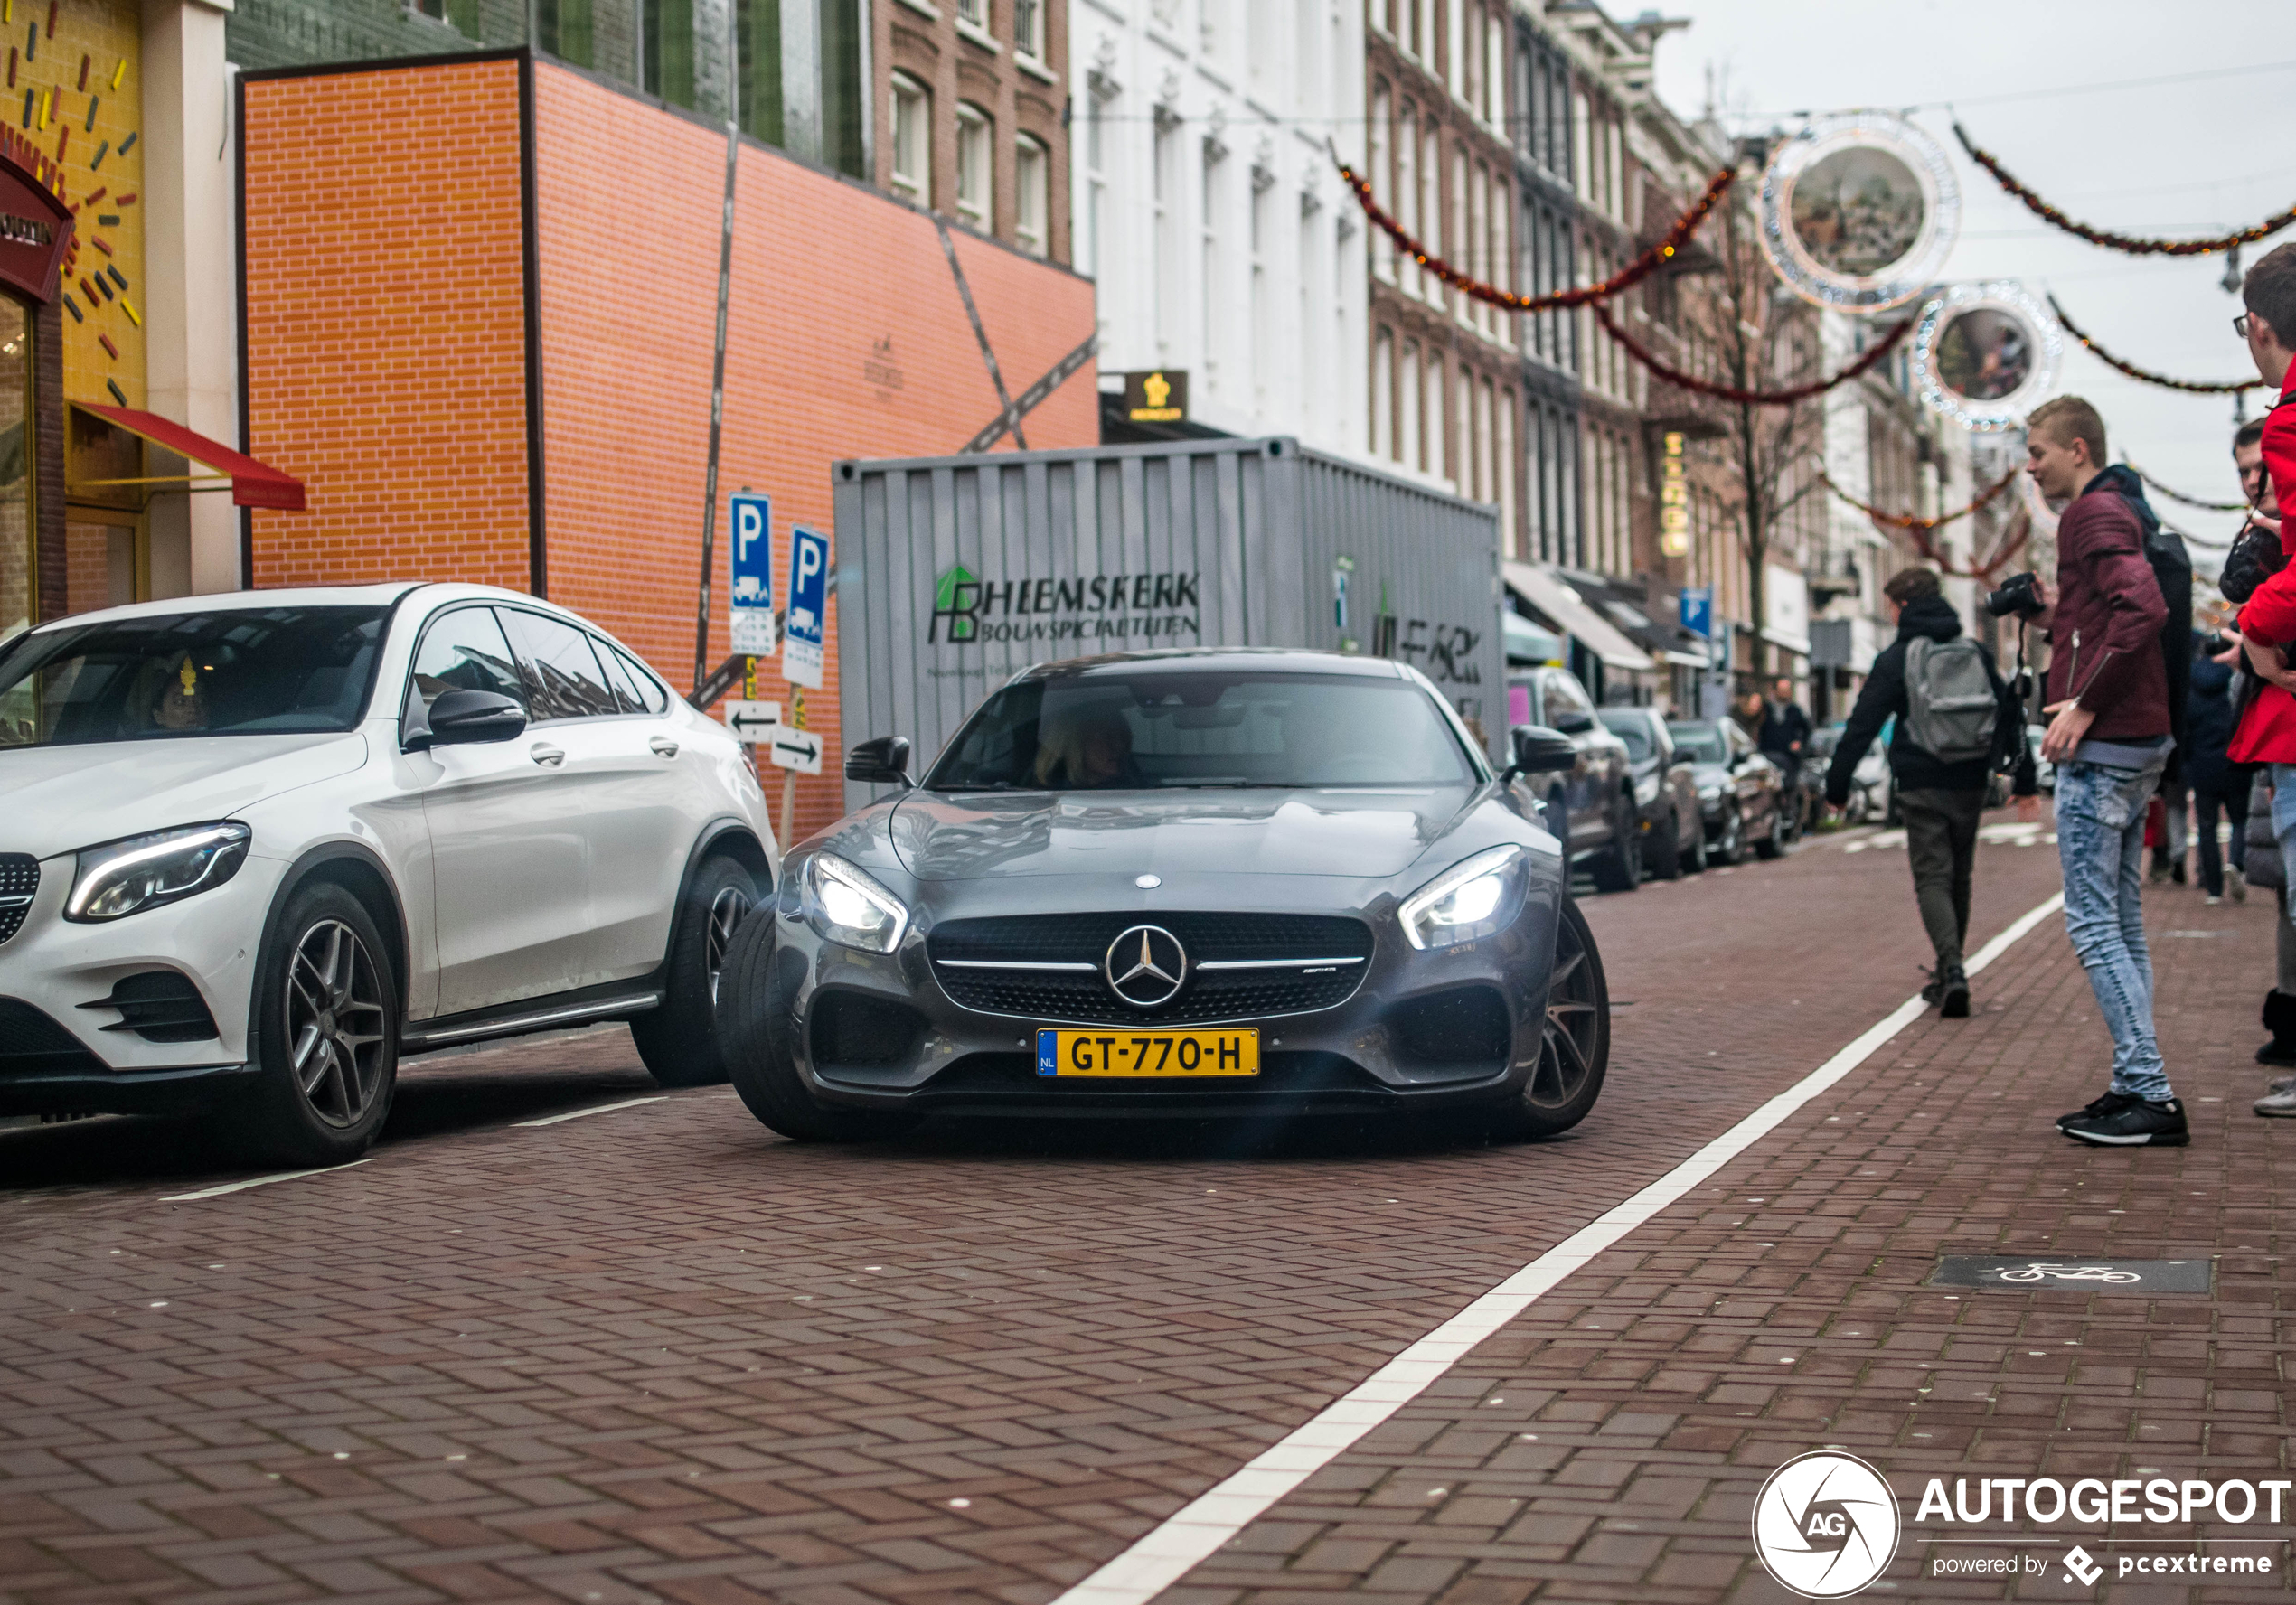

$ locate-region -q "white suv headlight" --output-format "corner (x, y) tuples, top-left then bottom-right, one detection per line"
(805, 852), (909, 953)
(67, 822), (250, 923)
(1399, 845), (1527, 951)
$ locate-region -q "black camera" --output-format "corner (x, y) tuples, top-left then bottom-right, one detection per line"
(1984, 570), (2043, 620)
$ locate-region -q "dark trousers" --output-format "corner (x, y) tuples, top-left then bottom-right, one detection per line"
(1898, 787), (1985, 971)
(2192, 781), (2250, 896)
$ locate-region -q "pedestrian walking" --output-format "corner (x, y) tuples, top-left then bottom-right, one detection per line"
(2185, 634), (2249, 906)
(1761, 677), (1813, 832)
(1822, 568), (2028, 1018)
(2027, 396), (2187, 1148)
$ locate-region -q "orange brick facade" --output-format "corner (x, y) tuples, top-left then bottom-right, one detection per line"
(239, 52), (1096, 845)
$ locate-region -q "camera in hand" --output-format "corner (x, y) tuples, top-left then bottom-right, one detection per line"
(1984, 570), (2044, 620)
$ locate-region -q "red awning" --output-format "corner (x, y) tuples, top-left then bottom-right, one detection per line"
(77, 404), (306, 512)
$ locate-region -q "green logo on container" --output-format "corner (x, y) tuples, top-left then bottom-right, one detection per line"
(931, 564), (982, 643)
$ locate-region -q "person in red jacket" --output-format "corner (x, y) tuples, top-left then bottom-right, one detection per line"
(2026, 397), (2184, 1147)
(2236, 243), (2296, 1118)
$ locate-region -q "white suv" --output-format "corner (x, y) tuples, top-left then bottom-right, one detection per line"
(0, 584), (776, 1163)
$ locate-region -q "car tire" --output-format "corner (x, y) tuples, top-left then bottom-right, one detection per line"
(1475, 896), (1608, 1142)
(217, 879), (400, 1168)
(1753, 803), (1786, 859)
(1710, 805), (1745, 867)
(1588, 792), (1642, 893)
(1644, 806), (1682, 880)
(717, 912), (916, 1142)
(632, 853), (757, 1089)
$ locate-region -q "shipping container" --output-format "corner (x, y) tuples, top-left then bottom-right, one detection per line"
(832, 436), (1505, 809)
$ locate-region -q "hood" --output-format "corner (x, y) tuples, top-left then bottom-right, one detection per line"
(1896, 593), (1964, 643)
(887, 787), (1473, 881)
(0, 732), (371, 859)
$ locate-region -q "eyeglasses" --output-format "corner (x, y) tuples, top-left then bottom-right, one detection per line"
(2235, 314), (2254, 339)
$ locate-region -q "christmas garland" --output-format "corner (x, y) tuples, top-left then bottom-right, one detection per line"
(2048, 295), (2263, 394)
(1588, 298), (1915, 406)
(1820, 466), (2031, 580)
(1333, 147), (1734, 314)
(2126, 461), (2248, 514)
(1953, 123), (2296, 258)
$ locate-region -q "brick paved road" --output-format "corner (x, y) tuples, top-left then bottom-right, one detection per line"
(2, 822), (2284, 1604)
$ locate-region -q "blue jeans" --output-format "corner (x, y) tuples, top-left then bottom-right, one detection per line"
(2271, 765), (2296, 920)
(2055, 757), (2172, 1102)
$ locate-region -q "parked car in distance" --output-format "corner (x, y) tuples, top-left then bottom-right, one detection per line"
(1596, 707), (1704, 878)
(1507, 668), (1639, 892)
(718, 649), (1611, 1144)
(1666, 718), (1788, 864)
(0, 584), (779, 1165)
(1809, 720), (1894, 826)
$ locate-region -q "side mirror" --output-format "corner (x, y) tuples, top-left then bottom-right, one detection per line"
(1548, 707), (1594, 735)
(1505, 724), (1578, 777)
(846, 734), (914, 788)
(409, 688), (526, 750)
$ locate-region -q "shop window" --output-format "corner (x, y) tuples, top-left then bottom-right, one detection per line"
(1016, 133), (1049, 257)
(955, 104), (993, 230)
(1013, 0), (1044, 61)
(889, 73), (931, 205)
(0, 299), (27, 639)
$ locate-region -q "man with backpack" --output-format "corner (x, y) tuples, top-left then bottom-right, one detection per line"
(2027, 395), (2185, 1148)
(1824, 567), (2028, 1018)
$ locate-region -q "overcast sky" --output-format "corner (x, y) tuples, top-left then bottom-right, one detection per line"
(1648, 0), (2284, 540)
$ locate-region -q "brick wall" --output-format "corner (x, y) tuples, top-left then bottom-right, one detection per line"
(241, 57), (532, 592)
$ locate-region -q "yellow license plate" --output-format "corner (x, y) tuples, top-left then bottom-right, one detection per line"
(1036, 1028), (1259, 1077)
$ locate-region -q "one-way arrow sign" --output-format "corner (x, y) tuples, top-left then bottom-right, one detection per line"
(767, 725), (823, 774)
(721, 699), (781, 739)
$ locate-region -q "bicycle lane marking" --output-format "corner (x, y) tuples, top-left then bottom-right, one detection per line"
(1052, 890), (2067, 1605)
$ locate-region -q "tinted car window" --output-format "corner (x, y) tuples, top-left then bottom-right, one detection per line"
(607, 643), (671, 715)
(1542, 671), (1593, 721)
(0, 605), (386, 746)
(1668, 722), (1727, 764)
(928, 671), (1479, 790)
(592, 640), (648, 715)
(1599, 711), (1653, 762)
(499, 609), (619, 721)
(408, 607), (525, 715)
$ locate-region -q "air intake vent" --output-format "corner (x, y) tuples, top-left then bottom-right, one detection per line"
(81, 971), (221, 1044)
(0, 854), (38, 944)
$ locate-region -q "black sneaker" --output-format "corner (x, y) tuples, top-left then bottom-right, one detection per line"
(2056, 1090), (2138, 1131)
(2061, 1097), (2189, 1147)
(1938, 967), (1970, 1019)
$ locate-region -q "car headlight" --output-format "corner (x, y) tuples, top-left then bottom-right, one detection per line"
(66, 822), (250, 923)
(805, 852), (909, 953)
(1399, 845), (1527, 952)
(1698, 783), (1722, 801)
(1633, 775), (1659, 807)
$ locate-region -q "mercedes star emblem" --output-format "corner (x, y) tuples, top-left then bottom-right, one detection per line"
(1105, 924), (1188, 1009)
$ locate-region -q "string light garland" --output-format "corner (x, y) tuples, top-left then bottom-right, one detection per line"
(1953, 123), (2296, 258)
(1820, 466), (2031, 579)
(1333, 147), (1734, 314)
(2126, 460), (2248, 513)
(1587, 299), (1915, 406)
(2048, 295), (2264, 394)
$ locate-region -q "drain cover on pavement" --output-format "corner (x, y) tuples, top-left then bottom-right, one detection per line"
(1931, 1256), (2212, 1294)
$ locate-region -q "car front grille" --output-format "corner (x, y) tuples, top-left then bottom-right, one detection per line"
(927, 911), (1374, 1024)
(0, 854), (37, 944)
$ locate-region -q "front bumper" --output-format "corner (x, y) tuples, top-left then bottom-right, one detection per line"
(0, 849), (286, 1115)
(767, 868), (1567, 1119)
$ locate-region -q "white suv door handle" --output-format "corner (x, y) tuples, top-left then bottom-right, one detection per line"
(529, 743), (566, 767)
(648, 736), (680, 759)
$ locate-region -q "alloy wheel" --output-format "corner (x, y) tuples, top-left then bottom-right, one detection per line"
(1531, 915), (1602, 1110)
(286, 918), (389, 1129)
(704, 887), (753, 1006)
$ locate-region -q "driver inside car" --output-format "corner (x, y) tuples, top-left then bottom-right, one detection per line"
(1032, 703), (1144, 788)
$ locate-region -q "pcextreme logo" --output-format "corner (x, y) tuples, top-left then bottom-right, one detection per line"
(1752, 1452), (1902, 1599)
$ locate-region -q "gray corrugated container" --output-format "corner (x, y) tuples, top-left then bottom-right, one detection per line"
(831, 436), (1505, 811)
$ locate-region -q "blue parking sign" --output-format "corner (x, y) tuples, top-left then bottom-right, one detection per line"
(1680, 586), (1713, 640)
(729, 493), (776, 652)
(783, 526), (828, 689)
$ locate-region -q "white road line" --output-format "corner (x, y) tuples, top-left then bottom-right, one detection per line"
(1052, 890), (2067, 1605)
(513, 1095), (668, 1128)
(160, 1159), (373, 1202)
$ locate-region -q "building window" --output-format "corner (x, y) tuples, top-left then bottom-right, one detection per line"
(1497, 390), (1517, 556)
(956, 103), (993, 230)
(1016, 133), (1049, 256)
(889, 72), (930, 205)
(1154, 120), (1176, 350)
(1397, 103), (1418, 299)
(1484, 9), (1505, 126)
(1447, 0), (1465, 100)
(1401, 341), (1421, 472)
(1373, 328), (1394, 458)
(1200, 140), (1223, 375)
(956, 0), (986, 27)
(1477, 377), (1495, 505)
(1012, 0), (1043, 61)
(1423, 127), (1444, 310)
(1369, 85), (1393, 282)
(1083, 91), (1107, 277)
(1426, 353), (1445, 482)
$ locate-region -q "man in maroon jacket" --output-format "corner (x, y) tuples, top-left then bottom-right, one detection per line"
(2027, 396), (2185, 1147)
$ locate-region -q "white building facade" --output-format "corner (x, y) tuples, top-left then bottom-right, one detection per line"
(1069, 0), (1369, 456)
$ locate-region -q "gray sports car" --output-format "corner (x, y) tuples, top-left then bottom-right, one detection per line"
(718, 649), (1609, 1141)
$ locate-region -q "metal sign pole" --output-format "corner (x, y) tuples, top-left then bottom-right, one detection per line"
(690, 3), (742, 699)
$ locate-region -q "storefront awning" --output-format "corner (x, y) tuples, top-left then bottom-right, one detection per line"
(1501, 561), (1655, 673)
(73, 404), (306, 512)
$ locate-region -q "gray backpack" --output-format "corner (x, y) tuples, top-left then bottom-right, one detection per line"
(1902, 636), (1998, 764)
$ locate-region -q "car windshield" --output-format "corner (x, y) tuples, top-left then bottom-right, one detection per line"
(0, 605), (388, 746)
(927, 669), (1481, 790)
(1668, 723), (1727, 764)
(1599, 713), (1653, 762)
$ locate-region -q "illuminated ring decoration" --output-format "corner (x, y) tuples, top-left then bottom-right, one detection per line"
(2017, 468), (2063, 538)
(1759, 112), (1960, 312)
(1913, 281), (2064, 432)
